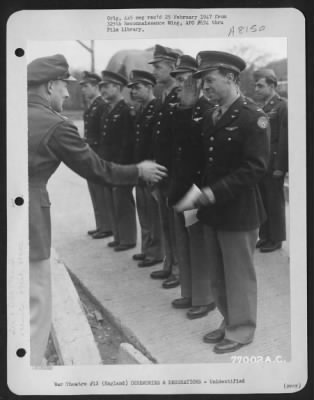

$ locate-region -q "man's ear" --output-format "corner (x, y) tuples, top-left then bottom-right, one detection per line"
(226, 72), (235, 83)
(47, 80), (54, 94)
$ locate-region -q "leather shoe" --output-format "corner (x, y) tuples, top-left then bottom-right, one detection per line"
(256, 238), (268, 248)
(114, 244), (136, 252)
(260, 241), (282, 253)
(150, 270), (171, 280)
(133, 253), (145, 261)
(87, 229), (98, 235)
(213, 339), (245, 354)
(203, 329), (225, 344)
(172, 297), (192, 309)
(108, 240), (119, 248)
(138, 258), (163, 267)
(186, 303), (216, 319)
(162, 275), (180, 289)
(92, 231), (113, 239)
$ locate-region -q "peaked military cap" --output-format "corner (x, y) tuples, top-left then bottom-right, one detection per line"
(101, 70), (128, 86)
(79, 71), (102, 85)
(193, 51), (246, 78)
(27, 54), (76, 83)
(253, 68), (278, 85)
(148, 44), (180, 64)
(127, 70), (156, 87)
(170, 55), (197, 76)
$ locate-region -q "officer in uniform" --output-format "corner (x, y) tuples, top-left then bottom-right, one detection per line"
(167, 55), (216, 319)
(79, 71), (112, 239)
(254, 68), (288, 252)
(28, 54), (167, 365)
(148, 44), (180, 288)
(192, 51), (270, 353)
(128, 70), (164, 267)
(99, 70), (137, 252)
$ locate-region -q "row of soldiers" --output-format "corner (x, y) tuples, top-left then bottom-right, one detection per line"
(80, 44), (288, 354)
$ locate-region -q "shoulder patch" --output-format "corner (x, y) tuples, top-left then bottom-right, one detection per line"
(257, 116), (268, 129)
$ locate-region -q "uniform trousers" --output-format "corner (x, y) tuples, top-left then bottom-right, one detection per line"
(135, 185), (163, 260)
(259, 174), (286, 242)
(87, 181), (112, 232)
(155, 188), (178, 274)
(103, 185), (137, 245)
(30, 258), (52, 366)
(174, 213), (214, 306)
(202, 226), (258, 344)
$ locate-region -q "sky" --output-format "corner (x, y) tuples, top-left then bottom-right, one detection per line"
(27, 37), (287, 74)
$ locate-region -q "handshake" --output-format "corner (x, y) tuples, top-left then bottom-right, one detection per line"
(136, 160), (168, 184)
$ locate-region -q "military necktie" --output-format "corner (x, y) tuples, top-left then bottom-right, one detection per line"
(212, 107), (223, 125)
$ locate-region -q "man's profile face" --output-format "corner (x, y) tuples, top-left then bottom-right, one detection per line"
(130, 82), (151, 103)
(100, 82), (120, 101)
(254, 78), (273, 101)
(175, 72), (198, 103)
(80, 82), (98, 100)
(175, 72), (192, 91)
(152, 61), (173, 84)
(49, 80), (69, 112)
(202, 69), (231, 103)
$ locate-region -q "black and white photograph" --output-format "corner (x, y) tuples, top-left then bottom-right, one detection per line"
(6, 8), (307, 396)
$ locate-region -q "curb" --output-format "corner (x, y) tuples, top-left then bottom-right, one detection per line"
(50, 249), (102, 365)
(67, 270), (158, 364)
(117, 343), (153, 364)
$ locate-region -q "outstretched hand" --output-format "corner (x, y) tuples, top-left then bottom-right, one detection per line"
(178, 75), (200, 108)
(137, 160), (167, 183)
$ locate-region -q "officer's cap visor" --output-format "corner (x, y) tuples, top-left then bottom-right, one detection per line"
(170, 68), (197, 77)
(193, 64), (240, 79)
(62, 75), (76, 82)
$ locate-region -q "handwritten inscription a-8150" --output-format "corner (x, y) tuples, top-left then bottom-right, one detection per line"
(228, 24), (266, 36)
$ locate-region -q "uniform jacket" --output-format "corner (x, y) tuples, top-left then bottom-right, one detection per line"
(197, 96), (270, 231)
(28, 94), (138, 261)
(83, 95), (107, 155)
(168, 96), (216, 206)
(263, 94), (288, 172)
(151, 87), (179, 171)
(133, 98), (157, 163)
(99, 99), (135, 164)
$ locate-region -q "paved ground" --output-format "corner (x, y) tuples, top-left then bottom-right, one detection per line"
(48, 120), (291, 364)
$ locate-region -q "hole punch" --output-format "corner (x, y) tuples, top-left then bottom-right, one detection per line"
(16, 348), (26, 358)
(15, 197), (24, 206)
(15, 48), (25, 57)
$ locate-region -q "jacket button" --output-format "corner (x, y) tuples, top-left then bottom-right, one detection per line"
(208, 157), (214, 162)
(136, 131), (140, 135)
(209, 147), (214, 151)
(228, 137), (232, 141)
(157, 121), (161, 125)
(210, 136), (215, 141)
(156, 130), (160, 135)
